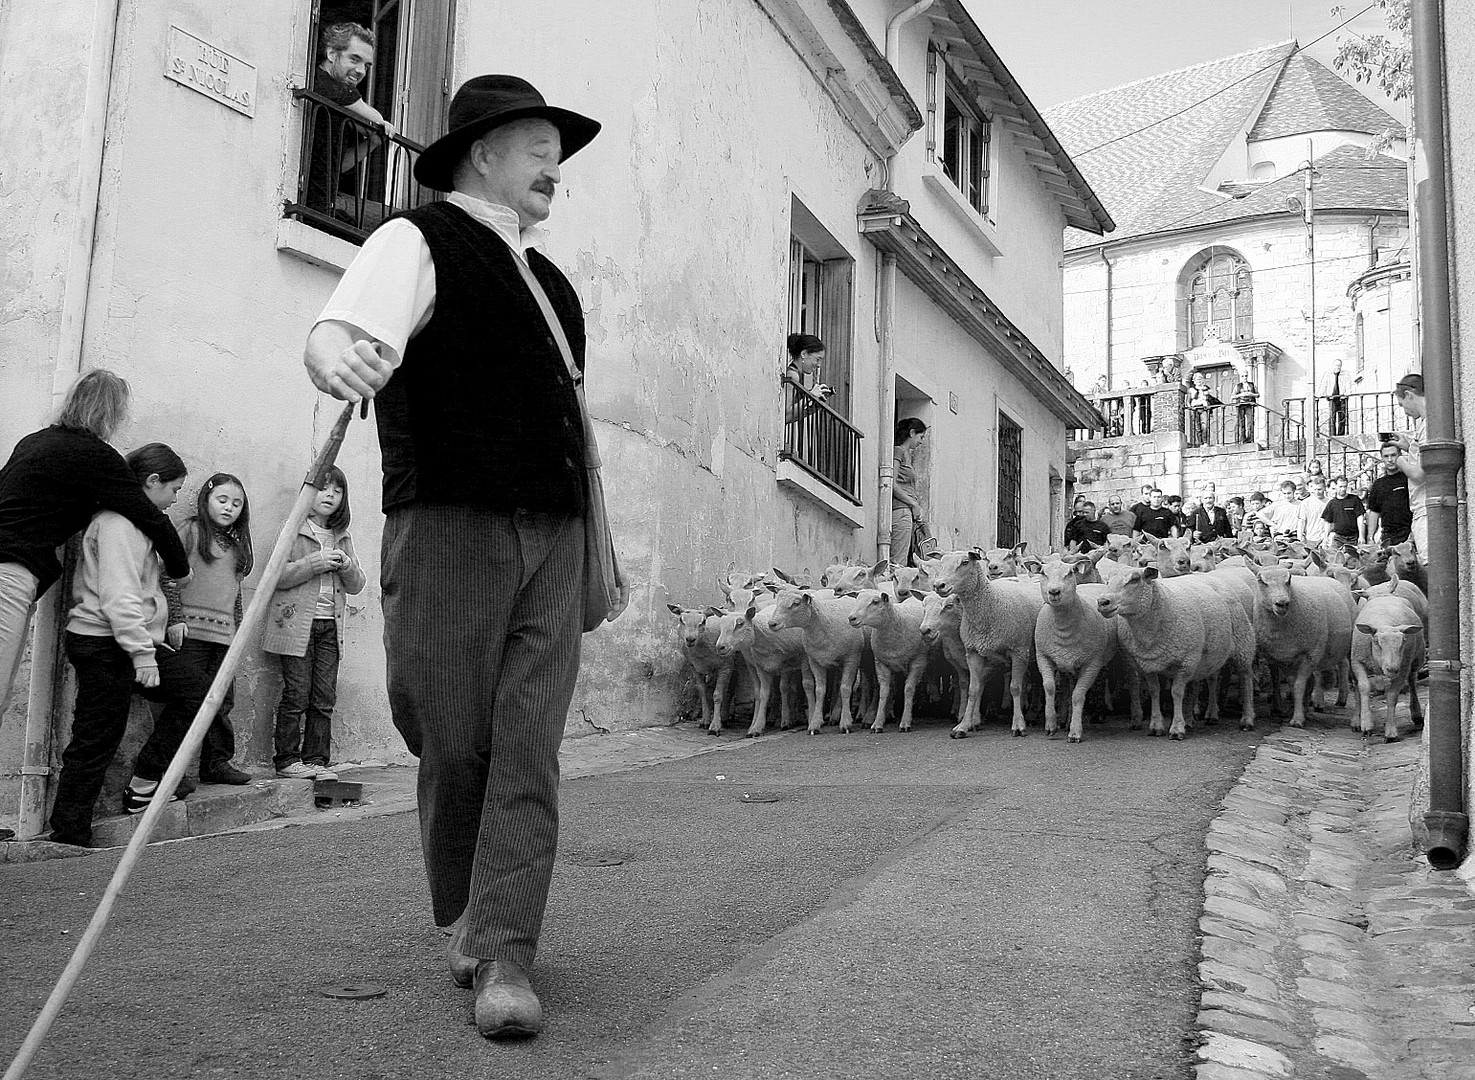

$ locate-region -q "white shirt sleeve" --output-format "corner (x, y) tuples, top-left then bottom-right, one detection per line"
(315, 218), (436, 367)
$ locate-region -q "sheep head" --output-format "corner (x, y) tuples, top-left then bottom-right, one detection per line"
(768, 588), (815, 629)
(919, 591), (961, 641)
(848, 589), (892, 628)
(668, 604), (711, 647)
(929, 549), (982, 598)
(1096, 565), (1159, 618)
(1355, 621), (1423, 677)
(714, 610), (755, 657)
(1040, 556), (1092, 606)
(1250, 564), (1295, 617)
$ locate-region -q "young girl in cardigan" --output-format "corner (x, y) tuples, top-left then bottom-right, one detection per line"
(49, 444), (191, 845)
(157, 473), (255, 785)
(263, 466), (364, 781)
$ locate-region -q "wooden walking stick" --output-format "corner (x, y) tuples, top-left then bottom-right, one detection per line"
(4, 400), (362, 1080)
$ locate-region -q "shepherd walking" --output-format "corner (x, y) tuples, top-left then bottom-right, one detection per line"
(303, 74), (608, 1039)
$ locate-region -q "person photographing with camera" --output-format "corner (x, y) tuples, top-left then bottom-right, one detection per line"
(783, 333), (835, 418)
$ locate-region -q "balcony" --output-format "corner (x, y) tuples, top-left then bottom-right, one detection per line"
(283, 90), (438, 244)
(779, 381), (864, 525)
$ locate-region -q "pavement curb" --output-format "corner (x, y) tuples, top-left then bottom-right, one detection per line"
(1195, 721), (1475, 1080)
(0, 723), (763, 861)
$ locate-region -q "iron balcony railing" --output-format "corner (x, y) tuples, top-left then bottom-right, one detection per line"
(1075, 394), (1303, 461)
(284, 89), (438, 242)
(1281, 392), (1416, 443)
(781, 381), (864, 504)
(1081, 389), (1158, 439)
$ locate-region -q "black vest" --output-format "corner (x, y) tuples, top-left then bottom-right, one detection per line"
(374, 201), (586, 513)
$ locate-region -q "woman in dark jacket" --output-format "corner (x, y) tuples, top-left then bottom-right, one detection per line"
(0, 370), (190, 720)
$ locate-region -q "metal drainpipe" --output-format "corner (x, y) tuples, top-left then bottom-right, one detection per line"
(1410, 0), (1467, 870)
(16, 0), (124, 839)
(877, 0), (934, 564)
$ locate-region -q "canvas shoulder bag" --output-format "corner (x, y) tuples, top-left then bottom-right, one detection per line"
(508, 250), (629, 632)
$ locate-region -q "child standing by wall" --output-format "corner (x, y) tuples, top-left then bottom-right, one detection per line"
(263, 466), (364, 781)
(48, 444), (199, 846)
(155, 473), (255, 785)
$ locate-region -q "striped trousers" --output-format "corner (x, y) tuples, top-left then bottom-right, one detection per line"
(381, 505), (585, 969)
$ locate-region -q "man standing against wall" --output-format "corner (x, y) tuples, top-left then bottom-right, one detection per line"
(1391, 374), (1428, 564)
(303, 75), (604, 1040)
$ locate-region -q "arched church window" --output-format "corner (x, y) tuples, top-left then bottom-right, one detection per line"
(1183, 250), (1254, 348)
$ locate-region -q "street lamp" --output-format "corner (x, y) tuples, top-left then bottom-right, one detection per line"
(1287, 146), (1320, 439)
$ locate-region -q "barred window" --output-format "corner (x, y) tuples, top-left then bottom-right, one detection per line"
(997, 411), (1023, 548)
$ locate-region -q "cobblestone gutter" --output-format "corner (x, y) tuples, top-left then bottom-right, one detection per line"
(1196, 726), (1475, 1080)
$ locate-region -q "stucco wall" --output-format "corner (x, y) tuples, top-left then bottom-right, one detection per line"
(1064, 216), (1409, 406)
(0, 0), (1077, 819)
(890, 274), (1064, 550)
(0, 1), (99, 456)
(888, 27), (1068, 364)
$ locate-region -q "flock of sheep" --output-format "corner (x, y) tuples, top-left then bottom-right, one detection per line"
(668, 533), (1429, 745)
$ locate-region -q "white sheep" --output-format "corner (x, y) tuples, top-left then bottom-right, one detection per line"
(1035, 556), (1137, 742)
(1096, 566), (1256, 738)
(714, 604), (813, 737)
(668, 604), (741, 735)
(927, 549), (1045, 737)
(1247, 565), (1355, 728)
(980, 544), (1028, 580)
(768, 588), (868, 733)
(849, 590), (929, 732)
(919, 589), (974, 724)
(1350, 594), (1425, 742)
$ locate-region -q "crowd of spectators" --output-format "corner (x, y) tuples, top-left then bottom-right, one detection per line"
(1065, 448), (1414, 552)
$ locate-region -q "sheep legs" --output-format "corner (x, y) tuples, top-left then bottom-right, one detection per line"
(1351, 660), (1375, 737)
(1145, 670), (1192, 739)
(746, 667), (777, 738)
(707, 665), (734, 734)
(1008, 654), (1031, 736)
(1286, 660), (1314, 728)
(870, 663), (895, 732)
(951, 653), (992, 738)
(1066, 663), (1106, 742)
(809, 660), (860, 733)
(1167, 671), (1193, 740)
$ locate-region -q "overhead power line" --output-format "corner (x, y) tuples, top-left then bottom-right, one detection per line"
(1070, 4), (1378, 159)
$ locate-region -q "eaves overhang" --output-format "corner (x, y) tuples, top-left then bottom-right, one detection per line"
(755, 0), (923, 157)
(929, 0), (1115, 236)
(858, 189), (1105, 430)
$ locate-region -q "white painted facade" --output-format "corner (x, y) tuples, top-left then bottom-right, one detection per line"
(1063, 214), (1410, 407)
(0, 0), (1097, 820)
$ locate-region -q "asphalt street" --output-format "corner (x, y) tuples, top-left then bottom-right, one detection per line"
(1, 713), (1261, 1080)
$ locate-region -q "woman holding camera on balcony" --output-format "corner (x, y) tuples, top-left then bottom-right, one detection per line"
(783, 333), (833, 418)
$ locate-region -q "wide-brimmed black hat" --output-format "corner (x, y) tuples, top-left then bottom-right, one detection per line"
(413, 74), (601, 193)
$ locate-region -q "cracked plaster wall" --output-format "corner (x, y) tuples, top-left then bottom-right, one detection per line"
(0, 0), (1080, 814)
